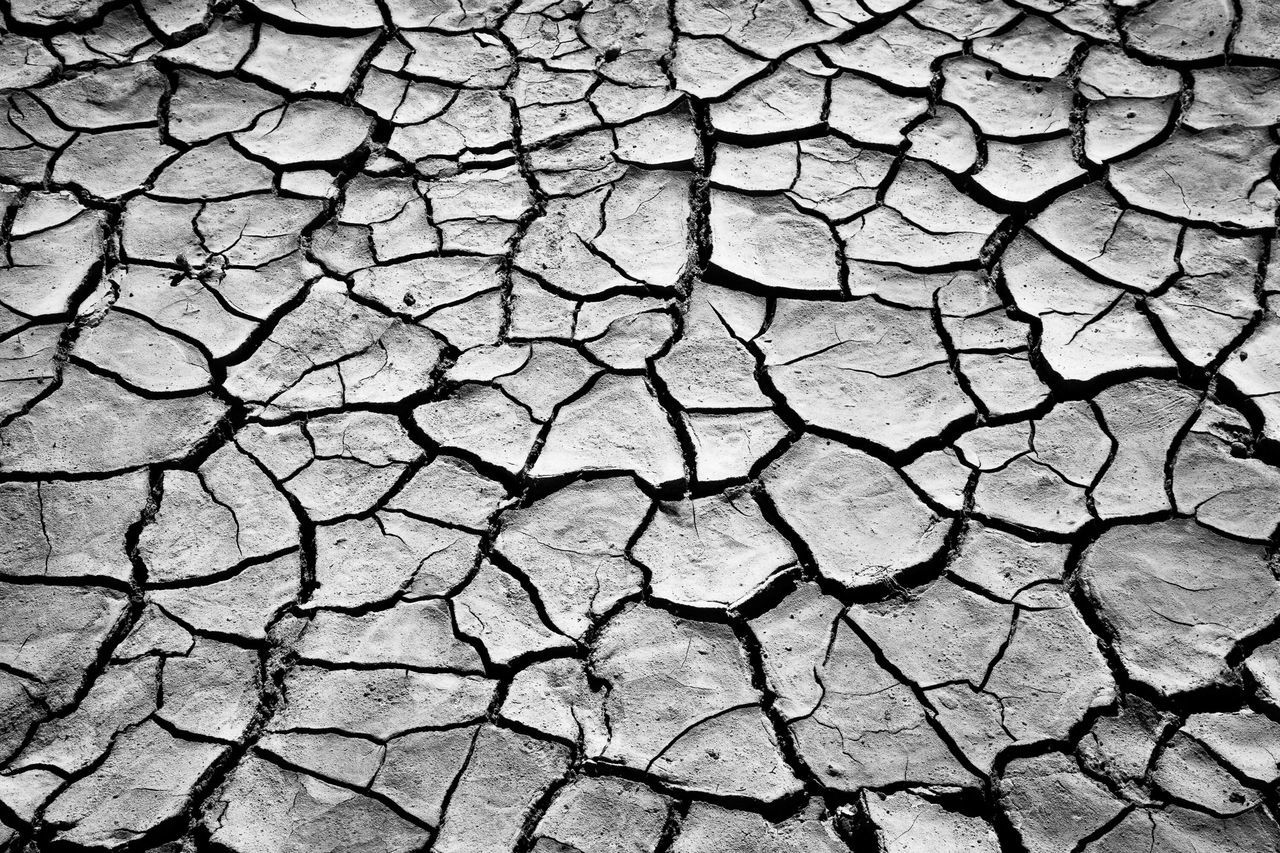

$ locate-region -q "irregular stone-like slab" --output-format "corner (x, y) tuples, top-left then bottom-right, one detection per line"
(1110, 127), (1279, 229)
(1187, 67), (1280, 129)
(908, 0), (1019, 39)
(1236, 0), (1280, 60)
(841, 161), (1004, 269)
(1079, 46), (1181, 100)
(384, 455), (507, 531)
(495, 477), (650, 638)
(592, 604), (800, 802)
(226, 277), (444, 415)
(272, 666), (495, 740)
(45, 720), (225, 849)
(947, 523), (1070, 607)
(671, 35), (768, 98)
(954, 599), (1114, 767)
(236, 99), (373, 165)
(860, 790), (1001, 853)
(499, 658), (609, 752)
(373, 727), (477, 825)
(75, 309), (212, 393)
(709, 191), (839, 293)
(1150, 228), (1262, 367)
(956, 401), (1111, 535)
(1222, 312), (1280, 444)
(533, 776), (668, 853)
(828, 73), (928, 146)
(433, 725), (572, 853)
(787, 137), (891, 219)
(1152, 731), (1262, 814)
(0, 366), (226, 474)
(748, 582), (843, 723)
(297, 599), (483, 672)
(0, 581), (128, 756)
(453, 560), (575, 666)
(246, 0), (383, 28)
(998, 752), (1125, 853)
(634, 489), (796, 610)
(760, 297), (974, 451)
(1, 202), (104, 318)
(1084, 95), (1178, 163)
(907, 105), (979, 174)
(761, 598), (977, 790)
(206, 755), (426, 853)
(1078, 519), (1280, 696)
(0, 473), (147, 582)
(414, 385), (540, 476)
(243, 25), (377, 95)
(1174, 400), (1280, 541)
(167, 72), (284, 144)
(254, 412), (420, 522)
(1183, 710), (1280, 785)
(1002, 233), (1175, 382)
(656, 287), (770, 410)
(974, 137), (1085, 204)
(1076, 694), (1171, 798)
(1093, 379), (1200, 520)
(515, 171), (689, 297)
(310, 512), (477, 608)
(33, 64), (164, 129)
(149, 551), (300, 641)
(762, 435), (951, 589)
(52, 127), (176, 200)
(941, 56), (1073, 137)
(1121, 0), (1231, 61)
(9, 657), (157, 776)
(141, 442), (297, 583)
(495, 343), (599, 421)
(708, 63), (826, 136)
(973, 14), (1081, 77)
(822, 17), (960, 88)
(683, 410), (790, 483)
(156, 637), (259, 741)
(849, 578), (1014, 688)
(531, 374), (683, 487)
(1085, 804), (1280, 853)
(353, 256), (503, 319)
(678, 0), (847, 58)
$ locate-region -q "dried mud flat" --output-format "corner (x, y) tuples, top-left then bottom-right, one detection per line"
(2, 0), (1280, 851)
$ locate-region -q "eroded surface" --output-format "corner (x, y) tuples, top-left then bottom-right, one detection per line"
(2, 0), (1280, 851)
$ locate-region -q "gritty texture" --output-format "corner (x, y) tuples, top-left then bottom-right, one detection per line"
(1, 1), (1280, 852)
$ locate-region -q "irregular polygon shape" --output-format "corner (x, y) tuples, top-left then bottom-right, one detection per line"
(759, 298), (974, 451)
(1078, 519), (1280, 696)
(206, 756), (426, 853)
(593, 604), (799, 802)
(531, 374), (683, 487)
(0, 366), (226, 474)
(1110, 127), (1279, 229)
(762, 435), (950, 588)
(495, 477), (650, 638)
(709, 191), (838, 293)
(634, 489), (796, 610)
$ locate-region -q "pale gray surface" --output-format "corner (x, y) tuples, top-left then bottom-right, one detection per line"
(2, 1), (1280, 851)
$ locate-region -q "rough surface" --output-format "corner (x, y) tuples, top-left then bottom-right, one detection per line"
(2, 2), (1280, 853)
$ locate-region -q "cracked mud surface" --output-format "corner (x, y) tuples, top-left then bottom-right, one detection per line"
(3, 0), (1280, 851)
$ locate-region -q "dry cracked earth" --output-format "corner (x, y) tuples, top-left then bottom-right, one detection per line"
(6, 0), (1280, 851)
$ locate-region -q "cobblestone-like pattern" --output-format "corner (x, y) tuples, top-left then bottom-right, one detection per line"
(3, 1), (1280, 851)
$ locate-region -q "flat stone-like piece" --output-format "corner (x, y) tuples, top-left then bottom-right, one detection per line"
(762, 435), (951, 588)
(1078, 519), (1280, 696)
